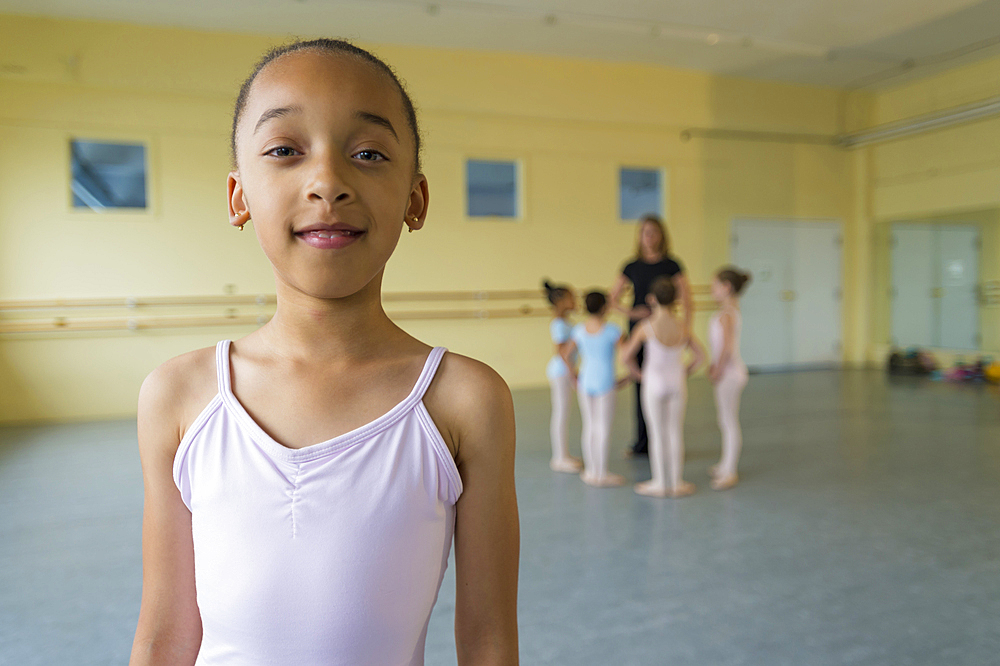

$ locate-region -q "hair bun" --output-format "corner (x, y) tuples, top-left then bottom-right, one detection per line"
(542, 279), (554, 292)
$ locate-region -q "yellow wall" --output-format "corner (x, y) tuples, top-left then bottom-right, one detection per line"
(863, 55), (1000, 361)
(0, 14), (860, 423)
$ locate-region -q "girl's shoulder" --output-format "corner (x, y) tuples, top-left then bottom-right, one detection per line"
(138, 343), (221, 457)
(422, 351), (513, 460)
(716, 308), (736, 327)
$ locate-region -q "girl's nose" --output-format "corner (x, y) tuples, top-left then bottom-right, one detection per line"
(305, 152), (354, 205)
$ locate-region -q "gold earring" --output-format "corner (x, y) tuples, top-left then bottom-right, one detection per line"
(238, 215), (250, 231)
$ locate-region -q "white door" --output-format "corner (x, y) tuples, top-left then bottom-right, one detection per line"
(891, 224), (934, 348)
(792, 224), (842, 364)
(733, 221), (793, 368)
(733, 220), (842, 370)
(938, 226), (979, 350)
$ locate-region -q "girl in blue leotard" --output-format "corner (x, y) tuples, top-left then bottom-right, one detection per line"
(560, 290), (630, 487)
(543, 280), (583, 473)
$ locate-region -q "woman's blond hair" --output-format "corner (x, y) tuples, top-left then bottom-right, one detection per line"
(635, 213), (670, 258)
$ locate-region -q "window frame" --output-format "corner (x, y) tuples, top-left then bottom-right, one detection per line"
(67, 135), (157, 217)
(463, 157), (524, 222)
(618, 165), (667, 223)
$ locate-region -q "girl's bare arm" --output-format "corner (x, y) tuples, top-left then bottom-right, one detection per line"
(710, 313), (734, 380)
(672, 273), (694, 331)
(619, 327), (646, 381)
(130, 360), (203, 666)
(560, 340), (579, 383)
(685, 333), (707, 376)
(426, 355), (519, 665)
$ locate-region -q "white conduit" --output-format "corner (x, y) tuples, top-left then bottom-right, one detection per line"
(838, 95), (1000, 148)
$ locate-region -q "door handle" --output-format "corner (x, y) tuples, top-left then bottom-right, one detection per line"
(931, 287), (944, 298)
(780, 290), (796, 301)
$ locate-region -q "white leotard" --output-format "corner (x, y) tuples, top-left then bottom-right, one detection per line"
(173, 341), (462, 665)
(709, 309), (747, 378)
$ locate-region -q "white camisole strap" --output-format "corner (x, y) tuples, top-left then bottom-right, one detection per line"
(216, 340), (446, 403)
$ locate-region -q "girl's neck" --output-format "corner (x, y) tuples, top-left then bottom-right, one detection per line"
(651, 306), (675, 322)
(719, 296), (739, 312)
(260, 272), (399, 363)
(641, 249), (663, 263)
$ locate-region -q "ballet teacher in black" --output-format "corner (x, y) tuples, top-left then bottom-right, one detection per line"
(610, 214), (693, 457)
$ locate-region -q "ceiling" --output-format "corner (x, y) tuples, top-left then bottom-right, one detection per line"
(3, 0), (1000, 88)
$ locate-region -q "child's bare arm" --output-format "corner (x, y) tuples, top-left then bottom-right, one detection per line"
(560, 340), (579, 383)
(686, 334), (707, 376)
(129, 361), (203, 666)
(710, 312), (734, 381)
(426, 355), (519, 665)
(619, 328), (646, 381)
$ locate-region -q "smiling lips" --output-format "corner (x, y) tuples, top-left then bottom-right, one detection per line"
(295, 223), (364, 250)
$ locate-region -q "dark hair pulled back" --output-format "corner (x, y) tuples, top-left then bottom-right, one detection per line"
(230, 38), (422, 172)
(717, 266), (752, 295)
(542, 279), (572, 306)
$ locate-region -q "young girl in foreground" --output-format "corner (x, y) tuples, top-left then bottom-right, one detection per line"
(543, 280), (583, 473)
(560, 291), (629, 487)
(130, 40), (519, 666)
(621, 277), (705, 498)
(709, 267), (751, 491)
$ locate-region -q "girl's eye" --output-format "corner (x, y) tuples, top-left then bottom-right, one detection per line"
(354, 149), (386, 162)
(265, 146), (299, 158)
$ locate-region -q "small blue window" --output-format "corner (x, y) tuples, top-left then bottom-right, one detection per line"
(620, 167), (661, 220)
(466, 160), (518, 218)
(71, 140), (148, 210)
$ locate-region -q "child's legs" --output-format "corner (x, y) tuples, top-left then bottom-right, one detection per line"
(591, 391), (616, 479)
(640, 385), (667, 487)
(549, 374), (572, 460)
(714, 372), (746, 477)
(665, 389), (688, 488)
(577, 390), (594, 474)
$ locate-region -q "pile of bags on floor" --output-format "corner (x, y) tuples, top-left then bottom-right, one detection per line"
(887, 348), (937, 376)
(888, 348), (1000, 384)
(936, 356), (1000, 384)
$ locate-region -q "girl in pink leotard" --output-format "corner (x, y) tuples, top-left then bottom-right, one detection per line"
(709, 267), (752, 491)
(130, 40), (519, 666)
(620, 277), (705, 498)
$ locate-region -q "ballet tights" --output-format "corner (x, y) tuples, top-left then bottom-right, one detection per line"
(641, 384), (687, 490)
(577, 390), (615, 480)
(714, 370), (747, 478)
(549, 373), (573, 462)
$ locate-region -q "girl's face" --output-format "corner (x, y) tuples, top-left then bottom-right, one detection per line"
(711, 277), (732, 302)
(559, 292), (577, 314)
(228, 51), (428, 300)
(639, 222), (662, 256)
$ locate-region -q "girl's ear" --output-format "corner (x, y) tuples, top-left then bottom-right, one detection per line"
(405, 175), (430, 232)
(228, 171), (251, 229)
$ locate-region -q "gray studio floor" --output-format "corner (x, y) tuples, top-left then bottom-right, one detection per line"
(2, 370), (1000, 666)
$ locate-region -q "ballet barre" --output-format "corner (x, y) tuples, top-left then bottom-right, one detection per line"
(0, 288), (718, 334)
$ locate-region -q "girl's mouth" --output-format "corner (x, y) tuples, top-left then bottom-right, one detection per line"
(295, 226), (365, 250)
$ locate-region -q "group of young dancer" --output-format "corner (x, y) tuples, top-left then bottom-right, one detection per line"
(545, 216), (751, 498)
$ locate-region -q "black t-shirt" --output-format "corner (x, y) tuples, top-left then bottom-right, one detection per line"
(622, 257), (684, 312)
